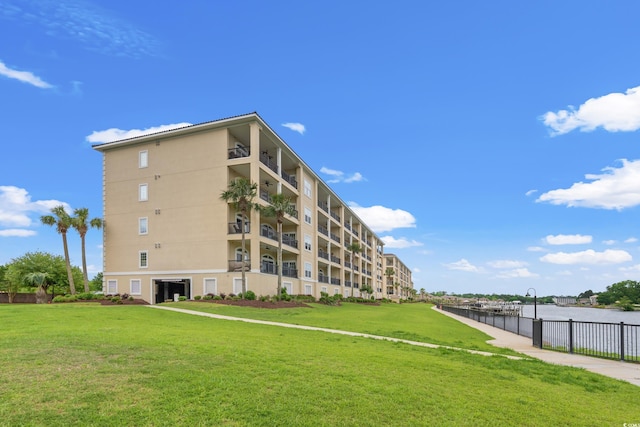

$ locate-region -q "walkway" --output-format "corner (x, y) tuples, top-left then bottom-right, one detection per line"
(435, 306), (640, 387)
(149, 305), (640, 386)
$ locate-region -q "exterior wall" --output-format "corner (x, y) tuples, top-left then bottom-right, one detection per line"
(384, 253), (414, 299)
(95, 113), (386, 303)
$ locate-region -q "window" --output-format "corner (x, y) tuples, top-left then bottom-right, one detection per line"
(130, 279), (141, 295)
(304, 262), (312, 278)
(321, 286), (327, 294)
(284, 282), (293, 295)
(107, 279), (117, 294)
(139, 251), (148, 268)
(304, 234), (312, 251)
(139, 217), (148, 235)
(334, 288), (340, 295)
(304, 284), (313, 295)
(304, 207), (311, 225)
(233, 277), (245, 294)
(139, 184), (148, 201)
(204, 278), (217, 295)
(304, 179), (311, 197)
(139, 150), (148, 168)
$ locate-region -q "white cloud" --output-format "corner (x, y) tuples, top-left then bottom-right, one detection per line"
(320, 167), (364, 184)
(540, 249), (632, 265)
(487, 260), (528, 269)
(527, 246), (546, 252)
(86, 123), (192, 144)
(541, 85), (640, 135)
(0, 229), (36, 237)
(537, 159), (640, 210)
(282, 122), (306, 135)
(380, 236), (423, 249)
(620, 264), (640, 272)
(602, 240), (617, 245)
(545, 234), (592, 245)
(0, 186), (68, 228)
(525, 189), (538, 197)
(413, 267), (421, 273)
(625, 237), (638, 244)
(493, 268), (539, 279)
(443, 259), (480, 272)
(557, 270), (573, 276)
(0, 61), (53, 89)
(348, 203), (416, 233)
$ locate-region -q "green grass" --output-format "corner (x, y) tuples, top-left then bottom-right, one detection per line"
(166, 301), (520, 355)
(1, 304), (638, 426)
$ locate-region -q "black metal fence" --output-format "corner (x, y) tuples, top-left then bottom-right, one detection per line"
(439, 305), (640, 363)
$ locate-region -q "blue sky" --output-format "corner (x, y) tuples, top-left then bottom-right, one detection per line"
(2, 1), (640, 297)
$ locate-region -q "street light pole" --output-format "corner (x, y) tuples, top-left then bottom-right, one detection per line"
(526, 287), (537, 319)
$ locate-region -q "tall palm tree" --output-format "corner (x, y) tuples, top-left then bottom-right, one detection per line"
(261, 193), (296, 299)
(24, 272), (49, 304)
(384, 267), (394, 296)
(220, 177), (258, 297)
(72, 208), (103, 293)
(41, 205), (77, 295)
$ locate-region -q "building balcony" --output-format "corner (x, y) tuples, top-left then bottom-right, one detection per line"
(330, 277), (341, 286)
(228, 260), (251, 272)
(228, 223), (250, 234)
(318, 201), (328, 213)
(318, 249), (329, 260)
(330, 255), (341, 264)
(318, 275), (329, 284)
(228, 146), (249, 159)
(260, 152), (278, 174)
(330, 211), (341, 222)
(318, 225), (328, 237)
(330, 232), (341, 243)
(281, 170), (298, 189)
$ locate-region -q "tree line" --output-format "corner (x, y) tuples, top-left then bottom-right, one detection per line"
(0, 206), (102, 303)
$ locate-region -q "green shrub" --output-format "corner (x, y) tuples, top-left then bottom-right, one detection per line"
(77, 292), (94, 300)
(203, 295), (213, 300)
(52, 295), (66, 303)
(178, 296), (187, 301)
(213, 295), (222, 300)
(194, 295), (202, 300)
(111, 297), (120, 303)
(244, 290), (256, 300)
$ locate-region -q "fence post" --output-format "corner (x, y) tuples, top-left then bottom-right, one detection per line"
(532, 318), (542, 348)
(568, 319), (574, 354)
(620, 322), (625, 361)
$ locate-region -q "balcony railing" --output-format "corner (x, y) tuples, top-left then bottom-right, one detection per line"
(260, 190), (272, 203)
(318, 249), (329, 260)
(330, 232), (341, 243)
(260, 152), (279, 173)
(228, 259), (251, 272)
(228, 146), (249, 159)
(318, 201), (328, 212)
(228, 223), (250, 234)
(318, 225), (328, 236)
(345, 261), (352, 269)
(282, 235), (298, 249)
(345, 281), (352, 287)
(318, 275), (329, 284)
(260, 262), (298, 278)
(330, 211), (341, 222)
(281, 170), (298, 189)
(345, 223), (351, 231)
(330, 255), (341, 264)
(330, 278), (341, 286)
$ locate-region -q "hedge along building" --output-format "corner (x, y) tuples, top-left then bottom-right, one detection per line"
(93, 113), (386, 304)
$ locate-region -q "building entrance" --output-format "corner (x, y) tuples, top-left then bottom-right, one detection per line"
(154, 279), (191, 304)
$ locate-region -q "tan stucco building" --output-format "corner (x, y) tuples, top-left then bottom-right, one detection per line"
(384, 253), (413, 300)
(93, 113), (386, 303)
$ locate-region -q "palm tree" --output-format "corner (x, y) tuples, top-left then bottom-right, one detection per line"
(24, 272), (49, 304)
(72, 208), (103, 293)
(41, 205), (77, 295)
(384, 267), (394, 296)
(261, 193), (296, 299)
(220, 177), (258, 297)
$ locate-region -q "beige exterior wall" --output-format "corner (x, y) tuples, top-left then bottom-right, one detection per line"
(94, 113), (386, 303)
(384, 253), (414, 300)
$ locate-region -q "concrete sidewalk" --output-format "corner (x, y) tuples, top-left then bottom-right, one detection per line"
(435, 306), (640, 387)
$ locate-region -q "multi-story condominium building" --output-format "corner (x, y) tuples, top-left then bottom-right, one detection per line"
(384, 253), (413, 299)
(93, 113), (385, 303)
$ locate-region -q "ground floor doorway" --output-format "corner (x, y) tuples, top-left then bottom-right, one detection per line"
(154, 279), (191, 304)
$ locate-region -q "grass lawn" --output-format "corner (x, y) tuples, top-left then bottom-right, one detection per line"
(166, 301), (521, 355)
(0, 303), (638, 426)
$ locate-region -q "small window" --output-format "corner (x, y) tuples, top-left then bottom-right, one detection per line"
(284, 282), (293, 295)
(139, 251), (148, 268)
(304, 262), (312, 278)
(334, 288), (340, 295)
(204, 278), (217, 295)
(107, 279), (117, 294)
(139, 150), (148, 168)
(321, 286), (327, 294)
(304, 207), (311, 225)
(233, 277), (245, 294)
(130, 279), (141, 295)
(139, 184), (148, 201)
(304, 179), (312, 198)
(304, 284), (313, 295)
(304, 234), (312, 251)
(139, 217), (148, 235)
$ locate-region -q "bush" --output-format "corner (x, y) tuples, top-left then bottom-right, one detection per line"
(178, 296), (187, 301)
(244, 290), (256, 300)
(194, 295), (202, 300)
(220, 293), (227, 300)
(319, 292), (341, 306)
(203, 294), (213, 300)
(77, 292), (94, 300)
(213, 295), (222, 300)
(111, 297), (120, 303)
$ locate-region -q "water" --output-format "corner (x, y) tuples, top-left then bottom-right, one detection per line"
(521, 304), (640, 325)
